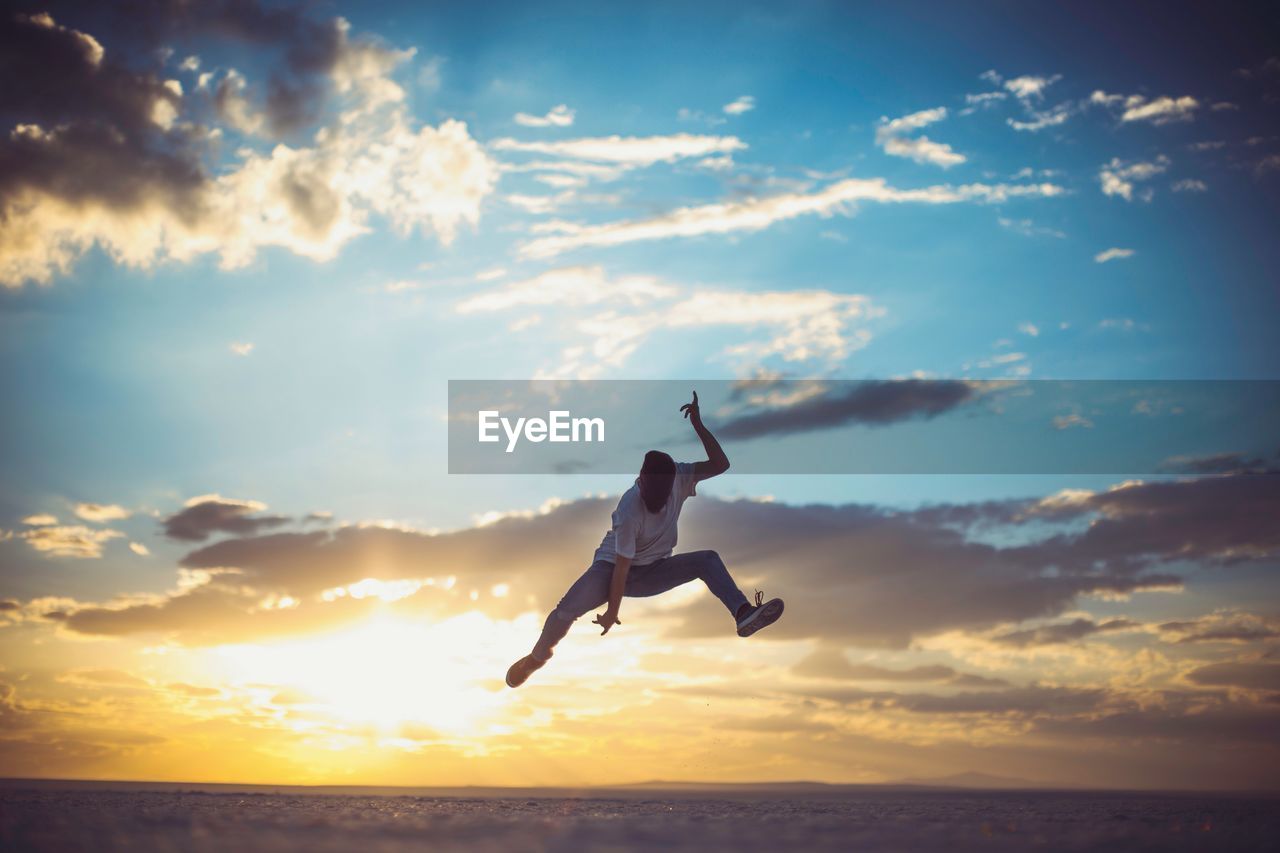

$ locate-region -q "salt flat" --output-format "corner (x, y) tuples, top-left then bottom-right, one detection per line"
(2, 785), (1277, 852)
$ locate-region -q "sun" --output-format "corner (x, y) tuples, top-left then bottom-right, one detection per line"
(206, 611), (514, 736)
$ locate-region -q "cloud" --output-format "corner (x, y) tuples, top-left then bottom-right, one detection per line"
(722, 96), (755, 116)
(1094, 247), (1135, 263)
(1160, 610), (1280, 644)
(1003, 74), (1061, 100)
(57, 468), (1280, 648)
(1186, 662), (1280, 691)
(129, 542), (151, 556)
(1122, 96), (1199, 125)
(12, 525), (124, 558)
(1254, 154), (1280, 177)
(1051, 413), (1093, 430)
(457, 266), (881, 376)
(1007, 103), (1072, 133)
(696, 155), (735, 172)
(73, 503), (131, 523)
(21, 514), (58, 527)
(1157, 452), (1274, 475)
(518, 176), (1063, 258)
(964, 91), (1007, 108)
(1018, 322), (1040, 336)
(714, 379), (980, 441)
(989, 73), (1070, 132)
(491, 133), (746, 166)
(998, 217), (1065, 239)
(1171, 178), (1208, 192)
(1098, 156), (1170, 201)
(1092, 91), (1200, 125)
(991, 617), (1139, 648)
(875, 108), (965, 168)
(0, 5), (496, 287)
(456, 266), (677, 312)
(500, 159), (631, 184)
(1097, 317), (1142, 332)
(161, 495), (289, 542)
(792, 650), (1007, 687)
(229, 341), (254, 356)
(514, 105), (575, 128)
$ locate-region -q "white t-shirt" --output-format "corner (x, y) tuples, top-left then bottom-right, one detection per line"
(593, 461), (699, 566)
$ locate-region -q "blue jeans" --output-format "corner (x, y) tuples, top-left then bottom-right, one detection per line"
(531, 550), (750, 661)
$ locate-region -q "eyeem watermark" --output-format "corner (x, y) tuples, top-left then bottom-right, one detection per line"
(478, 410), (605, 453)
(450, 379), (1280, 474)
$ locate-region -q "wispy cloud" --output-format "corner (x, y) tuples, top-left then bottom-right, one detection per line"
(1094, 247), (1135, 263)
(456, 266), (881, 377)
(714, 379), (980, 441)
(998, 217), (1065, 239)
(1099, 156), (1170, 201)
(992, 617), (1138, 647)
(1052, 413), (1093, 430)
(519, 177), (1063, 258)
(456, 266), (676, 313)
(513, 104), (575, 127)
(1007, 103), (1072, 133)
(722, 95), (755, 116)
(74, 503), (131, 522)
(1003, 74), (1062, 100)
(1092, 91), (1199, 125)
(491, 133), (746, 166)
(12, 524), (124, 558)
(875, 107), (965, 168)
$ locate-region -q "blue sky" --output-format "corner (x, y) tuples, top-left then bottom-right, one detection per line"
(1, 0), (1278, 788)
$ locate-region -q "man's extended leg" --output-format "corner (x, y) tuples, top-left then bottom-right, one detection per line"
(627, 550), (783, 637)
(625, 550), (751, 618)
(533, 560), (612, 656)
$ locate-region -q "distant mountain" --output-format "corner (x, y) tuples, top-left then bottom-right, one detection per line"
(619, 773), (1052, 791)
(895, 772), (1044, 789)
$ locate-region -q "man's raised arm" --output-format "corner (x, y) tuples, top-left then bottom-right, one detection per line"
(681, 391), (730, 480)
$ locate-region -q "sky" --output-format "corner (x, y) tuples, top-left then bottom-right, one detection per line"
(1, 0), (1279, 790)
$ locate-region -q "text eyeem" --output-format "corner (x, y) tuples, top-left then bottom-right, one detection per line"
(478, 410), (605, 453)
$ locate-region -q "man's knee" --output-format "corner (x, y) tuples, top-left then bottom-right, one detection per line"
(551, 606), (580, 623)
(692, 549), (726, 570)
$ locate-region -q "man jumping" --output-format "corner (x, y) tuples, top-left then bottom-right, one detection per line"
(506, 391), (784, 688)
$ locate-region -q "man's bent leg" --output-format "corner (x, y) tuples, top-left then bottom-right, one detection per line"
(531, 560), (612, 661)
(626, 550), (750, 618)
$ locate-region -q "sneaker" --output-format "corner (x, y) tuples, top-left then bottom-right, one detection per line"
(736, 589), (784, 638)
(506, 653), (548, 688)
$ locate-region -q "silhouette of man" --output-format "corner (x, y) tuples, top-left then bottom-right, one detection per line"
(506, 391), (784, 688)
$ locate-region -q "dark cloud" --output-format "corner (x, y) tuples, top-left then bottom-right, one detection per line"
(716, 379), (980, 441)
(1158, 451), (1276, 475)
(0, 599), (19, 612)
(161, 497), (289, 541)
(40, 0), (346, 135)
(1033, 696), (1280, 747)
(791, 649), (1007, 687)
(0, 1), (493, 287)
(1159, 612), (1280, 644)
(55, 468), (1277, 648)
(794, 683), (1108, 716)
(1186, 662), (1280, 691)
(991, 617), (1139, 648)
(0, 11), (204, 214)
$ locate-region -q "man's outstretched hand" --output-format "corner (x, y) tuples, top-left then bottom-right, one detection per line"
(593, 610), (621, 635)
(680, 390), (701, 424)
